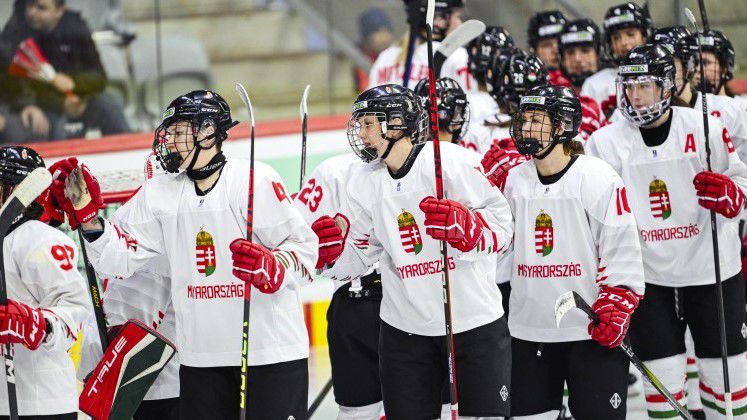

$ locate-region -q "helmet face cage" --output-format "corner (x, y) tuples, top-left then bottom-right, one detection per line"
(346, 96), (428, 163)
(510, 106), (558, 158)
(651, 27), (695, 94)
(617, 74), (674, 126)
(694, 31), (736, 94)
(153, 118), (198, 173)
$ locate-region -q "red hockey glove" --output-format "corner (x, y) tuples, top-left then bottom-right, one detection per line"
(230, 239), (285, 294)
(579, 96), (603, 140)
(588, 285), (640, 348)
(312, 215), (347, 269)
(481, 143), (528, 190)
(693, 171), (745, 219)
(50, 159), (104, 229)
(0, 300), (46, 350)
(419, 196), (485, 252)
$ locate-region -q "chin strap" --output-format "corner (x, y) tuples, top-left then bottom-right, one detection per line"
(187, 151), (227, 180)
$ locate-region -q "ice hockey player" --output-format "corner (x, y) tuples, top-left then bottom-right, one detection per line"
(0, 146), (90, 419)
(77, 154), (179, 420)
(689, 29), (747, 112)
(587, 44), (747, 419)
(504, 84), (645, 420)
(368, 0), (475, 92)
(295, 152), (383, 419)
(465, 26), (515, 135)
(50, 90), (318, 420)
(414, 76), (472, 148)
(582, 2), (653, 117)
(527, 10), (567, 78)
(556, 19), (606, 140)
(324, 84), (513, 419)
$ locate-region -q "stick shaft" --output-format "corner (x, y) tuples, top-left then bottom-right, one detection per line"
(307, 378), (333, 417)
(78, 230), (109, 350)
(426, 21), (459, 420)
(402, 28), (418, 87)
(698, 0), (710, 30)
(239, 111), (255, 420)
(300, 113), (308, 190)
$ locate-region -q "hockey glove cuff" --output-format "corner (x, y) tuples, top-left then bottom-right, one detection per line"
(420, 197), (484, 252)
(588, 285), (640, 348)
(693, 171), (745, 218)
(0, 300), (47, 350)
(230, 239), (285, 294)
(481, 143), (528, 190)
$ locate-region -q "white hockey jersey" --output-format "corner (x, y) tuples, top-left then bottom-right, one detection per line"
(323, 142), (513, 336)
(293, 153), (368, 292)
(83, 159), (318, 367)
(465, 91), (500, 137)
(368, 42), (477, 93)
(0, 220), (90, 416)
(587, 107), (747, 287)
(504, 156), (645, 342)
(696, 92), (747, 164)
(580, 67), (617, 116)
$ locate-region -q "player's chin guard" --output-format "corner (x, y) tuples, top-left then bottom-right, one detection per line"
(692, 29), (735, 94)
(650, 26), (695, 96)
(152, 90), (239, 176)
(603, 2), (653, 63)
(616, 44), (676, 127)
(509, 85), (582, 160)
(467, 26), (514, 85)
(488, 49), (549, 114)
(0, 146), (47, 219)
(79, 320), (176, 420)
(414, 77), (470, 142)
(527, 10), (567, 51)
(346, 84), (428, 163)
(558, 19), (601, 87)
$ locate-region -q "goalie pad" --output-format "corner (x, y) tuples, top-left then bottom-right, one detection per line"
(79, 319), (176, 420)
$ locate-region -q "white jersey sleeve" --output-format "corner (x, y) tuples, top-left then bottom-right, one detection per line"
(705, 93), (747, 164)
(580, 68), (617, 115)
(440, 47), (478, 94)
(1, 221), (90, 415)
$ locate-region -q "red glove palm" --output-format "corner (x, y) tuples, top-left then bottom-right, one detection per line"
(588, 286), (640, 348)
(481, 143), (528, 190)
(693, 171), (745, 218)
(312, 215), (347, 269)
(48, 158), (103, 229)
(0, 300), (46, 350)
(419, 197), (484, 252)
(230, 239), (285, 294)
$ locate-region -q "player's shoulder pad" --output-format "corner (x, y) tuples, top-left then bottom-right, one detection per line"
(11, 220), (77, 266)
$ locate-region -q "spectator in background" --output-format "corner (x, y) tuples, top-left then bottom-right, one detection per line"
(1, 0), (130, 141)
(354, 8), (394, 92)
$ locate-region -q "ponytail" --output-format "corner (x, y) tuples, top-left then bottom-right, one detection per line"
(563, 139), (585, 156)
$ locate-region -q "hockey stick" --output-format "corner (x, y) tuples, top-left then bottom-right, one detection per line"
(403, 27), (418, 87)
(78, 229), (109, 351)
(307, 377), (333, 417)
(555, 292), (694, 420)
(299, 84), (311, 190)
(434, 19), (486, 78)
(235, 82), (255, 420)
(697, 0), (710, 31)
(685, 8), (733, 419)
(425, 1), (459, 418)
(0, 167), (52, 420)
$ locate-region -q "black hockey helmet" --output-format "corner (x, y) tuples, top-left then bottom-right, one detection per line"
(414, 77), (470, 141)
(0, 146), (46, 216)
(510, 85), (582, 158)
(527, 10), (567, 49)
(488, 49), (550, 113)
(467, 26), (514, 85)
(558, 19), (602, 87)
(405, 0), (464, 40)
(616, 44), (675, 126)
(692, 29), (736, 94)
(0, 146), (45, 187)
(650, 26), (695, 95)
(153, 90), (239, 174)
(347, 84), (428, 163)
(603, 2), (653, 62)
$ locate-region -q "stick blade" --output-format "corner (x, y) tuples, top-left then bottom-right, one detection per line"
(234, 83), (254, 128)
(300, 84), (311, 118)
(554, 291), (577, 327)
(437, 20), (486, 57)
(0, 167), (52, 231)
(684, 8), (697, 27)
